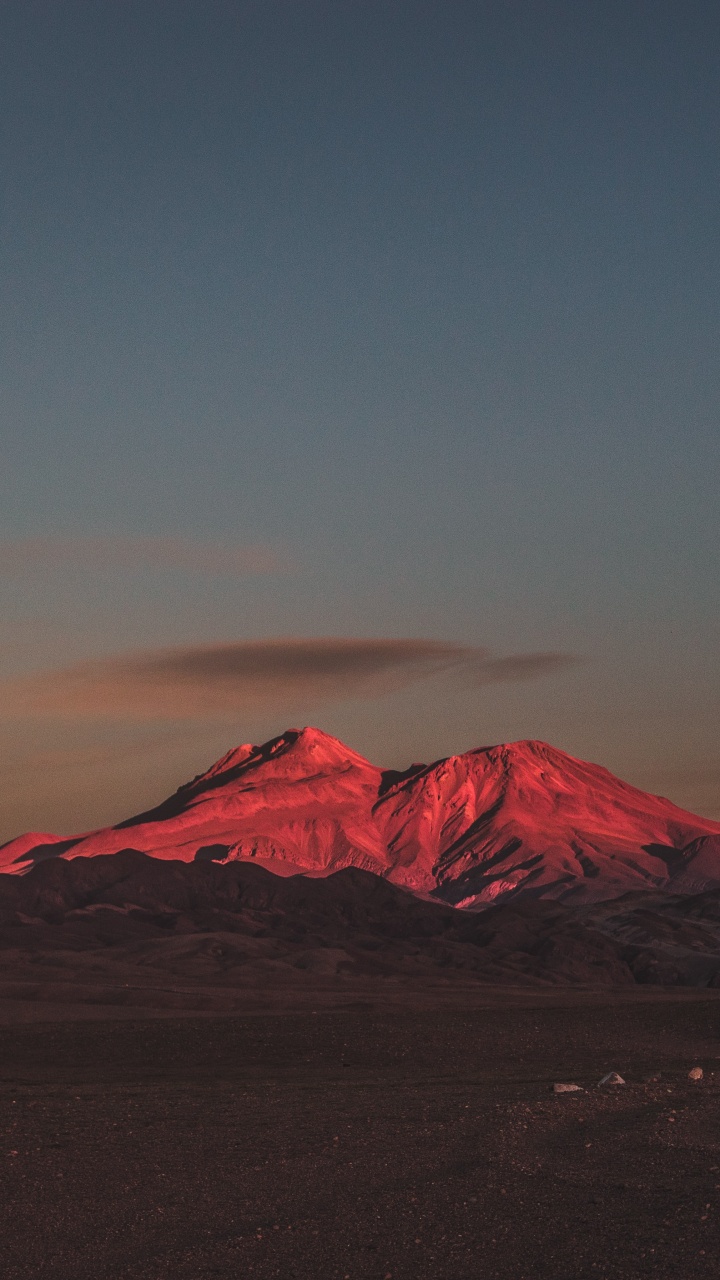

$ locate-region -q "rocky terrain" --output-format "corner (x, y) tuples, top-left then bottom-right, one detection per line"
(2, 999), (720, 1280)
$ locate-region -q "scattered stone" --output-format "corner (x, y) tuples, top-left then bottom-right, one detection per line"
(553, 1082), (583, 1094)
(689, 1067), (704, 1081)
(598, 1072), (625, 1086)
(643, 1073), (661, 1083)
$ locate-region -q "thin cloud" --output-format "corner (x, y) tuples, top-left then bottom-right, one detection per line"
(477, 653), (579, 683)
(0, 536), (282, 576)
(0, 638), (579, 721)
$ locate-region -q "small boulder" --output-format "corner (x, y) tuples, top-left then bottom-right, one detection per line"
(553, 1082), (583, 1094)
(598, 1072), (625, 1086)
(688, 1066), (703, 1081)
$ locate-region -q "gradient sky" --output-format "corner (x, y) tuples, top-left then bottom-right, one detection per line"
(1, 0), (718, 839)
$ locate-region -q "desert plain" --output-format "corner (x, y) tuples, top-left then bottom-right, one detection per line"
(2, 992), (720, 1280)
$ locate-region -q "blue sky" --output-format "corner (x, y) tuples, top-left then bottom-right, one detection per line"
(1, 1), (718, 836)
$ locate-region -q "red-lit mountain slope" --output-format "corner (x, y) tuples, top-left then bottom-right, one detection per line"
(2, 727), (719, 906)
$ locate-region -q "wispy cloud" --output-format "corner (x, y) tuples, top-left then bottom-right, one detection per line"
(0, 536), (282, 576)
(0, 638), (579, 721)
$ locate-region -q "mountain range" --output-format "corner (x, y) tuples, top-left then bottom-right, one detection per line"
(3, 726), (719, 907)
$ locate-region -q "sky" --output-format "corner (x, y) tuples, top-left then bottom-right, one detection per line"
(0, 0), (718, 839)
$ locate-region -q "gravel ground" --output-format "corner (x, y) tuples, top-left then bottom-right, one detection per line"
(1, 997), (720, 1279)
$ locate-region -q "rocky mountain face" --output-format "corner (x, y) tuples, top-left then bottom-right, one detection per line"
(2, 727), (719, 907)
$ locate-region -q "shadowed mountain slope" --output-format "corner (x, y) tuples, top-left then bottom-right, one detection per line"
(3, 851), (720, 995)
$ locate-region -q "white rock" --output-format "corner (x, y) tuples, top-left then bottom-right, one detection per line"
(688, 1066), (703, 1081)
(598, 1072), (625, 1086)
(553, 1082), (583, 1093)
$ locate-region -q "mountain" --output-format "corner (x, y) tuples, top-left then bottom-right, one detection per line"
(2, 727), (719, 907)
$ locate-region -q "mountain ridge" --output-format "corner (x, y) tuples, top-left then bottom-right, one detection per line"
(2, 727), (719, 907)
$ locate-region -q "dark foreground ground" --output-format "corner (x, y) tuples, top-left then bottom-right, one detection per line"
(2, 994), (720, 1280)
